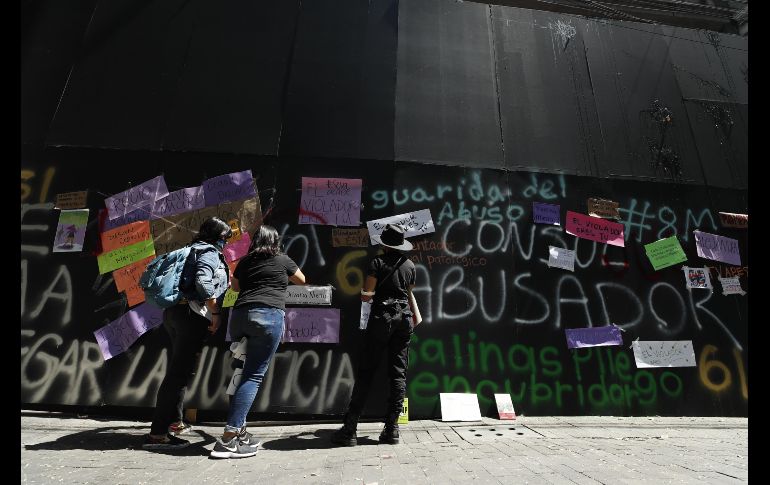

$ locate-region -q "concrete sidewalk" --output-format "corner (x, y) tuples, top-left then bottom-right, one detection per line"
(21, 411), (747, 484)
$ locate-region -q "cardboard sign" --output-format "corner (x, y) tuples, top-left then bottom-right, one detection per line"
(587, 198), (620, 219)
(55, 190), (88, 209)
(718, 212), (747, 229)
(332, 228), (369, 247)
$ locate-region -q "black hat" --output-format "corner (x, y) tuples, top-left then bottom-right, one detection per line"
(372, 223), (413, 251)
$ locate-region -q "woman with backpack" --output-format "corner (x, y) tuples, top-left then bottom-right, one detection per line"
(210, 224), (306, 459)
(142, 217), (232, 450)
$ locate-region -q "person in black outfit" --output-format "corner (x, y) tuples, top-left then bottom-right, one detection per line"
(331, 224), (420, 446)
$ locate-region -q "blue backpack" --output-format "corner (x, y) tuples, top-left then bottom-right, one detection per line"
(139, 246), (193, 308)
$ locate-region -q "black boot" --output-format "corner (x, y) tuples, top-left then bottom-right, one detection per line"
(330, 414), (358, 446)
(379, 423), (400, 444)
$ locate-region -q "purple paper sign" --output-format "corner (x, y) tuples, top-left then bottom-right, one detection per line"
(105, 175), (169, 221)
(151, 186), (206, 219)
(283, 308), (340, 343)
(533, 202), (560, 225)
(202, 170), (257, 206)
(693, 230), (741, 266)
(224, 231), (251, 263)
(299, 177), (362, 226)
(565, 326), (623, 349)
(101, 208), (150, 232)
(93, 303), (164, 360)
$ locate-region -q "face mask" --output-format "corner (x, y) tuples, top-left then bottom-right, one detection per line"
(214, 239), (226, 250)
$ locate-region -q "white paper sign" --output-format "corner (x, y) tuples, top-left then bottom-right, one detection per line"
(494, 394), (516, 420)
(682, 266), (712, 289)
(631, 340), (696, 368)
(439, 393), (482, 422)
(719, 276), (746, 296)
(286, 285), (333, 305)
(360, 301), (372, 330)
(367, 209), (435, 243)
(547, 246), (576, 271)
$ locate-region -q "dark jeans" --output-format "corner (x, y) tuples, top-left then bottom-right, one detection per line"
(346, 301), (413, 425)
(149, 305), (209, 435)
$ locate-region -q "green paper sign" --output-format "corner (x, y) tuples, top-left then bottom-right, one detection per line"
(222, 288), (239, 308)
(645, 236), (687, 271)
(97, 239), (155, 274)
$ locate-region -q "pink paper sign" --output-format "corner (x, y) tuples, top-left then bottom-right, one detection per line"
(223, 231), (251, 263)
(566, 211), (625, 247)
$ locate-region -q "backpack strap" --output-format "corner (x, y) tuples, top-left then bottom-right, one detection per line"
(374, 255), (407, 291)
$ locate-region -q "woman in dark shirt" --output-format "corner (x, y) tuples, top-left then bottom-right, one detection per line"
(210, 224), (305, 459)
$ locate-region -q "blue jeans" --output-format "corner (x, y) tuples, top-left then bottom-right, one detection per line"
(225, 305), (285, 432)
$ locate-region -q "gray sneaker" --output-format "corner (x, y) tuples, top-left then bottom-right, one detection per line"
(210, 436), (258, 459)
(238, 427), (262, 449)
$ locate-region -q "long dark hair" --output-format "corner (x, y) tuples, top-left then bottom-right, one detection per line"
(248, 224), (281, 257)
(193, 217), (232, 245)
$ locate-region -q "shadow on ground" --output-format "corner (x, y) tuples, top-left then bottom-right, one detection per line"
(262, 429), (380, 450)
(24, 426), (217, 456)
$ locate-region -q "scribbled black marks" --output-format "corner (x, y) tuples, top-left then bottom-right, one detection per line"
(706, 32), (721, 49)
(641, 100), (682, 181)
(740, 64), (748, 84)
(699, 102), (734, 142)
(671, 64), (731, 98)
(549, 19), (576, 51)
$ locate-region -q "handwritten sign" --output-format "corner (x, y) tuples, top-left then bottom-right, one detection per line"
(55, 190), (88, 209)
(631, 340), (696, 368)
(124, 285), (146, 307)
(283, 308), (340, 343)
(299, 177), (361, 226)
(150, 186), (206, 219)
(52, 209), (89, 253)
(222, 288), (239, 307)
(587, 198), (620, 219)
(718, 212), (748, 229)
(439, 393), (482, 422)
(367, 209), (435, 243)
(494, 394), (516, 420)
(644, 236), (687, 270)
(694, 230), (740, 266)
(105, 175), (169, 220)
(100, 208), (149, 232)
(360, 301), (372, 330)
(97, 239), (155, 274)
(150, 196), (261, 255)
(112, 255), (154, 291)
(532, 202), (560, 225)
(286, 285), (333, 305)
(223, 231), (251, 263)
(100, 220), (151, 254)
(565, 211), (624, 247)
(332, 228), (369, 247)
(547, 246), (575, 272)
(719, 276), (746, 296)
(93, 303), (164, 360)
(565, 326), (623, 349)
(202, 170), (257, 206)
(682, 266), (712, 289)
